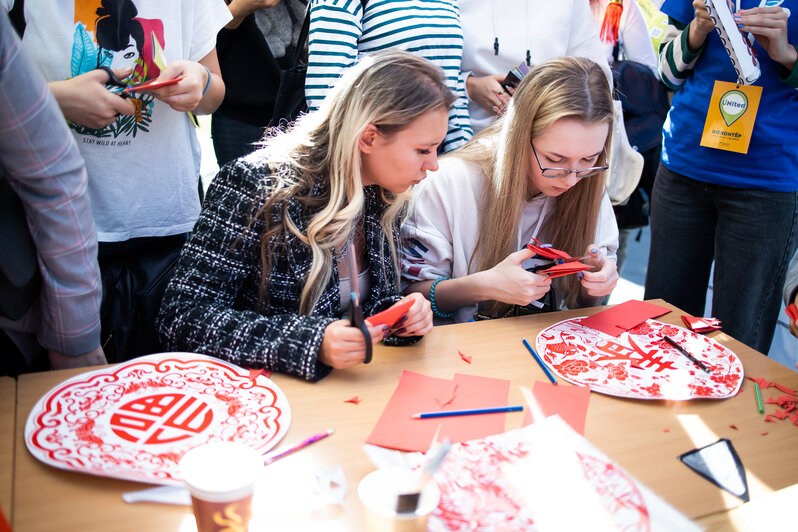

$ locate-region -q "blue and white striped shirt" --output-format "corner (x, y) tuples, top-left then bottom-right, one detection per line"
(305, 0), (472, 152)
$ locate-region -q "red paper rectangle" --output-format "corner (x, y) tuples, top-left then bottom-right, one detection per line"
(366, 371), (512, 452)
(523, 381), (591, 435)
(579, 300), (671, 337)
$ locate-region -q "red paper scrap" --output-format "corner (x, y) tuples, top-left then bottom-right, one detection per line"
(366, 371), (511, 452)
(663, 428), (670, 433)
(365, 299), (414, 328)
(458, 349), (472, 364)
(437, 385), (458, 408)
(681, 315), (722, 333)
(786, 303), (798, 322)
(345, 396), (362, 405)
(748, 375), (798, 428)
(747, 376), (773, 389)
(522, 381), (591, 435)
(761, 432), (769, 436)
(248, 368), (273, 381)
(729, 425), (738, 430)
(578, 300), (671, 337)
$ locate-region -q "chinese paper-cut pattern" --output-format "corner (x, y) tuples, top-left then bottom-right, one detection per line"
(536, 319), (743, 400)
(25, 352), (291, 485)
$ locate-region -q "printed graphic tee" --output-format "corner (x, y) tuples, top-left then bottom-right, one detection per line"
(11, 0), (231, 241)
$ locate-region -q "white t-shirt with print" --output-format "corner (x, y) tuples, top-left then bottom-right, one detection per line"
(8, 0), (231, 241)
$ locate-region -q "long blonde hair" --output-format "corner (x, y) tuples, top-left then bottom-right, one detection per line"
(253, 50), (455, 314)
(454, 56), (613, 312)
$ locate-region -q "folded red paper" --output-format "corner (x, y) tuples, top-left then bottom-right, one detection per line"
(786, 303), (798, 322)
(526, 238), (591, 278)
(365, 299), (414, 328)
(578, 300), (671, 337)
(681, 315), (722, 333)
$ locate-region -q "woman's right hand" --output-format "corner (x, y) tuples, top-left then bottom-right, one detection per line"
(465, 73), (512, 114)
(319, 319), (385, 369)
(689, 0), (716, 52)
(484, 247), (552, 306)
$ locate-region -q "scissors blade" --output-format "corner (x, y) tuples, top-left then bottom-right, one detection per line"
(347, 243), (360, 305)
(346, 241), (372, 364)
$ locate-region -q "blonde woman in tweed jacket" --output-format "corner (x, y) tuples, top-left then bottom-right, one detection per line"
(157, 51), (446, 381)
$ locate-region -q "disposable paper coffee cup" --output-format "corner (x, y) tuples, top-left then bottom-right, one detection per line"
(179, 442), (261, 532)
(358, 467), (441, 532)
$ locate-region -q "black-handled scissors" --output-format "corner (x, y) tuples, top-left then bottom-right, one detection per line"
(96, 66), (131, 99)
(346, 243), (372, 364)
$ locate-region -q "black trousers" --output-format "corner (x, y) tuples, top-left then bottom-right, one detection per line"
(99, 233), (188, 363)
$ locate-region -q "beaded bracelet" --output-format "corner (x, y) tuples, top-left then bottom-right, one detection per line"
(201, 65), (212, 98)
(430, 276), (456, 319)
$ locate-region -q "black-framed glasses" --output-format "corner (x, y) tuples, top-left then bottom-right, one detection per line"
(531, 143), (608, 179)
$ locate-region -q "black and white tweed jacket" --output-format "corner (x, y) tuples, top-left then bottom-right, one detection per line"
(156, 152), (415, 381)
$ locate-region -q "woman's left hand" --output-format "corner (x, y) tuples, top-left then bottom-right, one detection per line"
(147, 60), (209, 112)
(735, 7), (797, 69)
(390, 292), (433, 337)
(578, 245), (619, 298)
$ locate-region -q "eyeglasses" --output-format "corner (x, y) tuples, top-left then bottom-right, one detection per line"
(531, 143), (608, 179)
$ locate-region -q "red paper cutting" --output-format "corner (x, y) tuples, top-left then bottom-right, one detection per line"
(526, 238), (591, 278)
(522, 381), (591, 435)
(729, 425), (738, 430)
(527, 237), (572, 260)
(345, 396), (362, 405)
(366, 371), (511, 452)
(786, 303), (798, 322)
(747, 376), (798, 427)
(681, 315), (722, 333)
(458, 349), (472, 364)
(365, 299), (414, 328)
(578, 300), (671, 337)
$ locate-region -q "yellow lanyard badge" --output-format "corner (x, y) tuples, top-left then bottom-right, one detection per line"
(700, 80), (762, 154)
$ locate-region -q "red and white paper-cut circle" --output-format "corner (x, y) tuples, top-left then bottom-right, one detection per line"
(536, 319), (743, 400)
(25, 353), (290, 485)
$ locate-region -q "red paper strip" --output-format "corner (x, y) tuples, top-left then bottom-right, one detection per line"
(786, 303), (798, 321)
(345, 396), (362, 405)
(122, 76), (184, 92)
(458, 349), (472, 364)
(365, 299), (414, 328)
(578, 300), (671, 337)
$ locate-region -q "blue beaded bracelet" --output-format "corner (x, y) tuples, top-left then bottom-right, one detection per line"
(430, 276), (456, 318)
(201, 65), (212, 98)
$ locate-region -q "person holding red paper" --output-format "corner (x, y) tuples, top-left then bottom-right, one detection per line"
(402, 57), (619, 324)
(157, 52), (440, 381)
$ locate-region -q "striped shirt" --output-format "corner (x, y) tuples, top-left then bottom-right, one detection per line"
(305, 0), (472, 152)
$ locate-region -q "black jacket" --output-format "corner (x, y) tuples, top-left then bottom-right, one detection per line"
(157, 153), (415, 381)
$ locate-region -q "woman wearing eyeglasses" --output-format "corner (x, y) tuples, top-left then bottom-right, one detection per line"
(402, 57), (619, 323)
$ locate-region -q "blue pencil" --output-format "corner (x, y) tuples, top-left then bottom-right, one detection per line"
(411, 405), (523, 419)
(522, 338), (558, 385)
